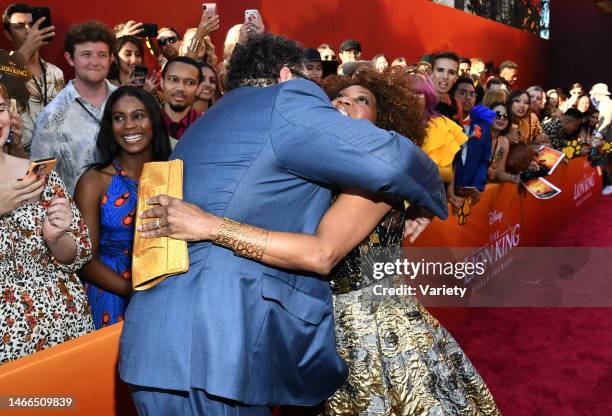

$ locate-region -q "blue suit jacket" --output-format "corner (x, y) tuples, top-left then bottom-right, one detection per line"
(119, 79), (447, 405)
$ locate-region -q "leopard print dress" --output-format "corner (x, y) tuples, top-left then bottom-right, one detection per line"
(0, 170), (94, 365)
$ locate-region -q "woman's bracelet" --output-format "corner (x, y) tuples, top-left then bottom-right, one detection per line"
(214, 217), (268, 261)
(187, 37), (202, 54)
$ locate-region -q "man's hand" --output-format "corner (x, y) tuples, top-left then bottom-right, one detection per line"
(16, 17), (55, 60)
(116, 20), (144, 37)
(138, 195), (222, 241)
(404, 205), (434, 244)
(0, 175), (45, 215)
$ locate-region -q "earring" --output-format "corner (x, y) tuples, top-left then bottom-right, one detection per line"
(6, 129), (15, 145)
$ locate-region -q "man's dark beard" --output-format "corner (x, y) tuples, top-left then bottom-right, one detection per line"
(169, 103), (189, 113)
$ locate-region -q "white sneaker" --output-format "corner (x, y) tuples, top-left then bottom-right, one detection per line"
(603, 185), (612, 196)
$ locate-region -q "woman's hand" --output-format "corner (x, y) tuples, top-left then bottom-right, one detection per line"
(42, 197), (73, 243)
(0, 175), (45, 215)
(9, 108), (23, 146)
(197, 13), (220, 37)
(143, 73), (159, 94)
(237, 15), (265, 45)
(508, 125), (521, 144)
(138, 195), (222, 241)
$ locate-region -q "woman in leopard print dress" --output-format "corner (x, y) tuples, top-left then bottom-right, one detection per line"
(0, 84), (94, 365)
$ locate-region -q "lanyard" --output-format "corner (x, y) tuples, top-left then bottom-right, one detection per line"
(75, 99), (101, 125)
(32, 58), (49, 106)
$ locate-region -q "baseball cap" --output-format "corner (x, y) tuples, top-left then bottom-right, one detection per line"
(339, 39), (361, 52)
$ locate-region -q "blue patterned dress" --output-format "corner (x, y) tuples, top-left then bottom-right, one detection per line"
(85, 160), (137, 329)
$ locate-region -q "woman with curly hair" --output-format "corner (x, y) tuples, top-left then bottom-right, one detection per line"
(140, 67), (498, 414)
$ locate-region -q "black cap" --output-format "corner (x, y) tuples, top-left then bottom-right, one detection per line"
(339, 39), (361, 52)
(304, 48), (323, 63)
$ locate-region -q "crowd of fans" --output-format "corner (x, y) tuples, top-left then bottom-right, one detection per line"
(1, 1), (611, 368)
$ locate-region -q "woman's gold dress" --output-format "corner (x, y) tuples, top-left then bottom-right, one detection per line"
(325, 210), (500, 416)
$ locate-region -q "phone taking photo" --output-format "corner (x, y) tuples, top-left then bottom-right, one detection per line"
(244, 9), (260, 24)
(31, 7), (53, 41)
(132, 65), (148, 79)
(25, 158), (57, 178)
(138, 23), (158, 38)
(132, 65), (148, 87)
(203, 3), (217, 17)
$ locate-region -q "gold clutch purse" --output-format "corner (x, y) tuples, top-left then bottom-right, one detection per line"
(132, 160), (189, 290)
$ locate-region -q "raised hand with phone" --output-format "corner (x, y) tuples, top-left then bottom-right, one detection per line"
(238, 9), (265, 45)
(183, 3), (220, 59)
(13, 11), (55, 62)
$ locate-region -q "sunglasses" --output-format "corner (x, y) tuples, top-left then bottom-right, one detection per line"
(495, 111), (509, 120)
(158, 36), (179, 47)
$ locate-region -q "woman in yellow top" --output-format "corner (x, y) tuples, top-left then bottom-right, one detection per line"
(507, 89), (550, 145)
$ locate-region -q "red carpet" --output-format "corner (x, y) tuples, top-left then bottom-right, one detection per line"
(434, 195), (612, 415)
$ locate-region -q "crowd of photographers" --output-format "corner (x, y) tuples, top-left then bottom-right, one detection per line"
(1, 2), (611, 364)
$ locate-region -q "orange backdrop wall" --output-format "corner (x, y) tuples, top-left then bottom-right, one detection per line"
(0, 0), (550, 88)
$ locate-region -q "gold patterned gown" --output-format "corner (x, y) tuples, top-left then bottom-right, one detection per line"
(325, 210), (500, 416)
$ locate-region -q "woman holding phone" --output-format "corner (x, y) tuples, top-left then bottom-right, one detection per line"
(74, 86), (171, 329)
(138, 69), (499, 415)
(0, 83), (94, 364)
(108, 36), (157, 93)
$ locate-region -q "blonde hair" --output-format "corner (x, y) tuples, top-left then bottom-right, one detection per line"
(217, 24), (243, 93)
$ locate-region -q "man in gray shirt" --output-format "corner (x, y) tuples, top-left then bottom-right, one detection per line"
(30, 20), (116, 195)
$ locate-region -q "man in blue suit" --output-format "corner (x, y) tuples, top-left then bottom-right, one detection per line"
(119, 34), (448, 415)
(452, 77), (495, 204)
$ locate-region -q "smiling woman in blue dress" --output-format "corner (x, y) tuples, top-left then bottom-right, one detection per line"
(74, 86), (170, 329)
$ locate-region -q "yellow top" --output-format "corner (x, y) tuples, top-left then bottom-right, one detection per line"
(516, 113), (543, 144)
(421, 115), (469, 182)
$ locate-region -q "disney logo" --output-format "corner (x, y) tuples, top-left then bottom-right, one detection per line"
(488, 210), (503, 225)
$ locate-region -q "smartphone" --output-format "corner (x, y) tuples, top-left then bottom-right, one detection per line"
(132, 65), (148, 79)
(31, 7), (53, 41)
(244, 9), (260, 24)
(25, 158), (57, 177)
(131, 65), (148, 87)
(138, 23), (158, 38)
(203, 3), (217, 17)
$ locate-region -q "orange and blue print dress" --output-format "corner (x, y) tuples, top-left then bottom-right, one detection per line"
(85, 160), (137, 329)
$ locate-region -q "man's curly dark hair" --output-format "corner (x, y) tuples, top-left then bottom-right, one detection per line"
(226, 33), (305, 91)
(322, 68), (426, 147)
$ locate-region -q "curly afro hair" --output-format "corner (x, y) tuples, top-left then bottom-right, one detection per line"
(322, 67), (426, 147)
(226, 33), (304, 91)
